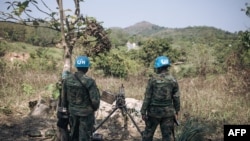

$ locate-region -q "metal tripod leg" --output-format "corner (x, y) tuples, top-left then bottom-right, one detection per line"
(93, 106), (119, 132)
(123, 107), (143, 136)
(94, 105), (143, 137)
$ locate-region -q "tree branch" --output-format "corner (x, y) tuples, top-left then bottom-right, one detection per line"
(0, 21), (60, 32)
(30, 1), (52, 17)
(74, 0), (80, 17)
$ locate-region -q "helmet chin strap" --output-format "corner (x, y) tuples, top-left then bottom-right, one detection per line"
(155, 66), (170, 74)
(76, 67), (89, 73)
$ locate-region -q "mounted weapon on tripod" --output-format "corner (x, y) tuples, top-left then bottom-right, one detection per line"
(92, 84), (143, 140)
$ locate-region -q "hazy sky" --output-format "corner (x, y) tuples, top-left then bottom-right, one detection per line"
(1, 0), (249, 33)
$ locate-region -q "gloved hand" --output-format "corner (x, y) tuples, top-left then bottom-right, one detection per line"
(142, 114), (148, 121)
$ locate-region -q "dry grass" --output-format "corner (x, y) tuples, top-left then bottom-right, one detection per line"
(0, 66), (59, 117)
(91, 71), (249, 140)
(178, 75), (250, 140)
(0, 63), (249, 140)
(180, 75), (249, 123)
(92, 74), (147, 100)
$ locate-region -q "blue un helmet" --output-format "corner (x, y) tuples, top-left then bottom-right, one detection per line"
(75, 56), (90, 68)
(154, 56), (171, 69)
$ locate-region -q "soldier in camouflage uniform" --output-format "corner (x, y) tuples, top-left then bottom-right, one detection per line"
(61, 56), (100, 141)
(140, 56), (180, 141)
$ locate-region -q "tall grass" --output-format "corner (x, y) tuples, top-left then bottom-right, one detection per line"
(91, 70), (249, 140)
(177, 75), (249, 140)
(0, 65), (59, 116)
(1, 61), (249, 140)
(0, 42), (249, 140)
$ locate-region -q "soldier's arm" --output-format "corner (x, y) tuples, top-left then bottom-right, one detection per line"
(172, 79), (180, 114)
(88, 80), (100, 111)
(140, 79), (153, 115)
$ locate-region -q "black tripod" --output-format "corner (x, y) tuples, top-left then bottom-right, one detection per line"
(93, 85), (143, 137)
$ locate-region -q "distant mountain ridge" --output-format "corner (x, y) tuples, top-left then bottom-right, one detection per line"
(110, 21), (234, 40)
(123, 21), (166, 35)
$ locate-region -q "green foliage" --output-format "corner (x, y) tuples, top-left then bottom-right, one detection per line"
(0, 41), (7, 72)
(25, 26), (60, 46)
(109, 28), (130, 47)
(0, 22), (60, 46)
(239, 31), (250, 68)
(22, 83), (34, 95)
(94, 52), (128, 78)
(183, 44), (219, 77)
(177, 65), (197, 78)
(0, 59), (6, 73)
(46, 83), (60, 100)
(93, 47), (143, 78)
(139, 38), (181, 67)
(224, 31), (250, 95)
(0, 22), (26, 41)
(177, 118), (206, 141)
(0, 40), (7, 57)
(24, 47), (58, 71)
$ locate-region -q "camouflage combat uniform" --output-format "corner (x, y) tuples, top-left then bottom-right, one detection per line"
(62, 71), (100, 141)
(140, 72), (180, 141)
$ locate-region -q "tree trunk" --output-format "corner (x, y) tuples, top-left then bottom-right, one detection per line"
(57, 1), (71, 141)
(58, 0), (71, 73)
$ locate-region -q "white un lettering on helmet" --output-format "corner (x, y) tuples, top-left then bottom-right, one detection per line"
(161, 59), (168, 64)
(77, 59), (85, 65)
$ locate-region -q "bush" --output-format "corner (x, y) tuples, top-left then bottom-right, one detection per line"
(138, 38), (181, 67)
(93, 47), (143, 78)
(22, 48), (58, 71)
(0, 40), (7, 57)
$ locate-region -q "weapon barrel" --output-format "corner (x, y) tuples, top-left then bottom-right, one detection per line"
(174, 117), (180, 126)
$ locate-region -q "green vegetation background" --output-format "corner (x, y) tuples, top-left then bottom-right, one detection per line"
(0, 22), (249, 140)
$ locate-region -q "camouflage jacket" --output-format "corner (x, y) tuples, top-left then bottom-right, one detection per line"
(62, 71), (100, 116)
(140, 72), (180, 118)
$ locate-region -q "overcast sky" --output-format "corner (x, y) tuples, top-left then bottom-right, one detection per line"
(0, 0), (249, 33)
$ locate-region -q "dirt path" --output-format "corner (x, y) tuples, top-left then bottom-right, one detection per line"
(0, 114), (164, 141)
(0, 115), (57, 141)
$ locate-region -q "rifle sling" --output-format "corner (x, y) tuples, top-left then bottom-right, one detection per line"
(74, 73), (87, 90)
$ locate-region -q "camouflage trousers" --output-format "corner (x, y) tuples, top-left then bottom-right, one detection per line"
(142, 116), (174, 141)
(69, 113), (95, 141)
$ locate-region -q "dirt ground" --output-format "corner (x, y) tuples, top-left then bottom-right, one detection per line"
(0, 114), (58, 141)
(0, 113), (166, 141)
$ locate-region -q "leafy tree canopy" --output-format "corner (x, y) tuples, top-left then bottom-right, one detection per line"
(0, 0), (111, 73)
